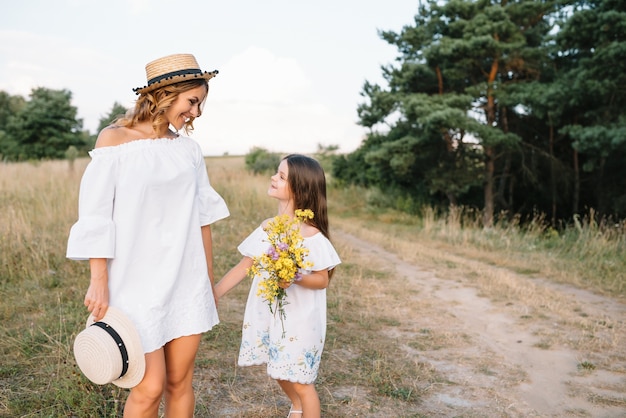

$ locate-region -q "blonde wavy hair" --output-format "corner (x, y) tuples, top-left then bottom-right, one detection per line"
(115, 79), (208, 135)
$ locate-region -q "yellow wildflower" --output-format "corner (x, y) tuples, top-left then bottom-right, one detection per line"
(247, 210), (315, 337)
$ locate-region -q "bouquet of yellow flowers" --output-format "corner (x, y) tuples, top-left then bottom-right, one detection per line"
(248, 209), (314, 336)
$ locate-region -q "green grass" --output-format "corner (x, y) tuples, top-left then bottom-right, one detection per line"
(1, 156), (625, 416)
(329, 187), (626, 299)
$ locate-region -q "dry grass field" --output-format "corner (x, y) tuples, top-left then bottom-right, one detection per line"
(1, 156), (625, 417)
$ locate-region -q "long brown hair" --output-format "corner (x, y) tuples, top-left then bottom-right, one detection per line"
(115, 79), (208, 135)
(284, 154), (335, 279)
(284, 153), (330, 236)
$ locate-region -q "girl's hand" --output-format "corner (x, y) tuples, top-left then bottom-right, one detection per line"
(278, 280), (293, 289)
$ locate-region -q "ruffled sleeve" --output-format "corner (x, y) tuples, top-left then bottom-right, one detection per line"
(195, 144), (229, 226)
(66, 151), (117, 260)
(237, 226), (269, 258)
(236, 227), (341, 273)
(303, 234), (341, 272)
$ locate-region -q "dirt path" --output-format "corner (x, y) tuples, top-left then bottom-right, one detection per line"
(335, 229), (626, 417)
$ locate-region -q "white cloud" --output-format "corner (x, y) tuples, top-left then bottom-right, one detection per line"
(129, 0), (151, 14)
(192, 47), (364, 156)
(216, 46), (314, 104)
(1, 0), (413, 157)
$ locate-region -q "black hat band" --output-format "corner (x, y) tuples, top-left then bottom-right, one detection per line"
(92, 321), (129, 378)
(147, 69), (204, 86)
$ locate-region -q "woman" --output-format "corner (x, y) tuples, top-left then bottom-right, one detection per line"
(67, 53), (229, 417)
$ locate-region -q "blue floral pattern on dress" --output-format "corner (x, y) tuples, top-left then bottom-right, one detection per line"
(268, 345), (279, 361)
(236, 227), (341, 383)
(304, 349), (319, 369)
(260, 330), (270, 349)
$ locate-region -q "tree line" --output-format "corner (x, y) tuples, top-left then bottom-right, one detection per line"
(332, 0), (626, 225)
(2, 0), (624, 225)
(0, 88), (88, 161)
(0, 89), (126, 161)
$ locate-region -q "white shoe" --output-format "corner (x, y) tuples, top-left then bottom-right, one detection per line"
(287, 406), (303, 417)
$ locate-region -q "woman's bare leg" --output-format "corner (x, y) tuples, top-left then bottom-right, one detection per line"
(163, 334), (202, 418)
(124, 349), (166, 418)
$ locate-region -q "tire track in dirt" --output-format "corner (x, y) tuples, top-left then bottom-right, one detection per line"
(335, 229), (626, 417)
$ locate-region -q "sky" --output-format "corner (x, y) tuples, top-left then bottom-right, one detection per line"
(0, 0), (418, 156)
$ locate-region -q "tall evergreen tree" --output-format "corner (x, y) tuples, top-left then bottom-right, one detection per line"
(555, 0), (626, 216)
(505, 0), (626, 220)
(341, 0), (561, 225)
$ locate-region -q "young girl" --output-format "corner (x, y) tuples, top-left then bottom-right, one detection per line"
(215, 154), (340, 418)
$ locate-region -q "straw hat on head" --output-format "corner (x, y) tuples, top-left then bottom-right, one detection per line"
(73, 306), (145, 388)
(133, 53), (218, 95)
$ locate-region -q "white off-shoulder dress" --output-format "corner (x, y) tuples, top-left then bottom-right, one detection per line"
(237, 226), (341, 383)
(66, 136), (229, 353)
